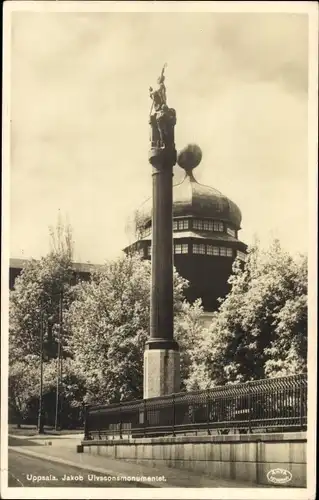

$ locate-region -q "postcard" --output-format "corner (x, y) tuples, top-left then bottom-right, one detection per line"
(1, 1), (317, 499)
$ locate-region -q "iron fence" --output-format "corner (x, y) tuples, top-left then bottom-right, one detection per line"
(83, 374), (307, 440)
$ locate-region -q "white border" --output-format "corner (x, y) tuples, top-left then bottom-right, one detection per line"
(1, 2), (318, 499)
(2, 0), (318, 14)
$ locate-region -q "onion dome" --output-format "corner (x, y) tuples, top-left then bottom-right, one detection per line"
(137, 144), (242, 229)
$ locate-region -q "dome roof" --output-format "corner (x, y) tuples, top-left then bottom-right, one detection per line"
(173, 170), (242, 227)
(137, 145), (242, 229)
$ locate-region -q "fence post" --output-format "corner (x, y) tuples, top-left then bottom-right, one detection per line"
(143, 399), (147, 438)
(206, 389), (210, 435)
(248, 383), (252, 434)
(119, 401), (122, 439)
(300, 382), (304, 429)
(84, 404), (89, 441)
(98, 409), (102, 440)
(172, 394), (176, 437)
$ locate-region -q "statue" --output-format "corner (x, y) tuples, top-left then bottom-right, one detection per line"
(149, 64), (176, 151)
(149, 63), (167, 113)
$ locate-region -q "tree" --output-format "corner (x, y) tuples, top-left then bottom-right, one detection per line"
(9, 226), (204, 421)
(9, 219), (77, 425)
(8, 357), (39, 426)
(48, 212), (74, 261)
(39, 357), (86, 428)
(174, 299), (206, 390)
(8, 355), (86, 427)
(65, 253), (197, 404)
(9, 220), (74, 360)
(124, 209), (148, 243)
(187, 239), (307, 389)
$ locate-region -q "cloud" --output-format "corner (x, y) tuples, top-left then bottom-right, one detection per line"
(9, 11), (309, 262)
(210, 13), (308, 93)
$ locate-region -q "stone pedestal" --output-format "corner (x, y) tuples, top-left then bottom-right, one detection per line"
(143, 348), (180, 399)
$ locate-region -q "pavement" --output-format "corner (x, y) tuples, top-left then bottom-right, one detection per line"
(7, 434), (259, 488)
(8, 449), (148, 488)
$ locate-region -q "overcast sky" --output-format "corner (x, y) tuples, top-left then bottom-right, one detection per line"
(8, 6), (310, 264)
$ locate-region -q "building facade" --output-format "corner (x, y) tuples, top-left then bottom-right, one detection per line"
(124, 164), (247, 312)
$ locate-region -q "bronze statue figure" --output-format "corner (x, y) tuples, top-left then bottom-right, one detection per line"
(149, 63), (167, 115)
(149, 64), (176, 151)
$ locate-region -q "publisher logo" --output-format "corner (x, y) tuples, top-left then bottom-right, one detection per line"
(267, 468), (292, 484)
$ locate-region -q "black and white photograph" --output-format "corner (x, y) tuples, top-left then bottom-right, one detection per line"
(1, 1), (317, 499)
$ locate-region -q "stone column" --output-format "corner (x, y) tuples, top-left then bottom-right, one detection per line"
(143, 141), (180, 399)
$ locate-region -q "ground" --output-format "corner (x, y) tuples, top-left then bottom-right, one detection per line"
(5, 428), (270, 488)
(8, 437), (151, 488)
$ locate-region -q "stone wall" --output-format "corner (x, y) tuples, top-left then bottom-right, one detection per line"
(82, 432), (306, 487)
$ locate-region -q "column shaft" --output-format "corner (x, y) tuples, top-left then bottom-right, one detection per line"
(150, 163), (173, 342)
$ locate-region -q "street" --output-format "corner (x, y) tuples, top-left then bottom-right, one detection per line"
(8, 438), (151, 488)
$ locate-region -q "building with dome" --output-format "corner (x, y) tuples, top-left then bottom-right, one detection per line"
(124, 157), (247, 313)
(10, 154), (247, 315)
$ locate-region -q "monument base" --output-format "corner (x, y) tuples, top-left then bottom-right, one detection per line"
(143, 349), (180, 399)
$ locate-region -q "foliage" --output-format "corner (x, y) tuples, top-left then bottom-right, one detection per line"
(9, 223), (307, 426)
(9, 256), (74, 361)
(9, 230), (204, 420)
(187, 239), (308, 389)
(8, 220), (78, 424)
(8, 357), (40, 423)
(174, 299), (206, 390)
(65, 253), (192, 404)
(9, 221), (75, 361)
(125, 209), (147, 241)
(8, 356), (86, 425)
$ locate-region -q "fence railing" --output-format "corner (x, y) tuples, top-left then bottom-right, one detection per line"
(83, 374), (307, 441)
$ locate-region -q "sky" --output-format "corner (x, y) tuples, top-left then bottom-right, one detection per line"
(7, 6), (311, 264)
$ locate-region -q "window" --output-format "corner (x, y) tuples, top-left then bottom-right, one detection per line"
(207, 245), (213, 255)
(203, 220), (214, 231)
(190, 245), (233, 256)
(139, 248), (145, 257)
(213, 222), (224, 232)
(193, 220), (203, 230)
(147, 245), (152, 256)
(227, 227), (236, 238)
(237, 250), (247, 262)
(178, 219), (189, 230)
(174, 243), (188, 254)
(193, 220), (224, 232)
(193, 244), (205, 254)
(193, 243), (200, 254)
(174, 219), (189, 230)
